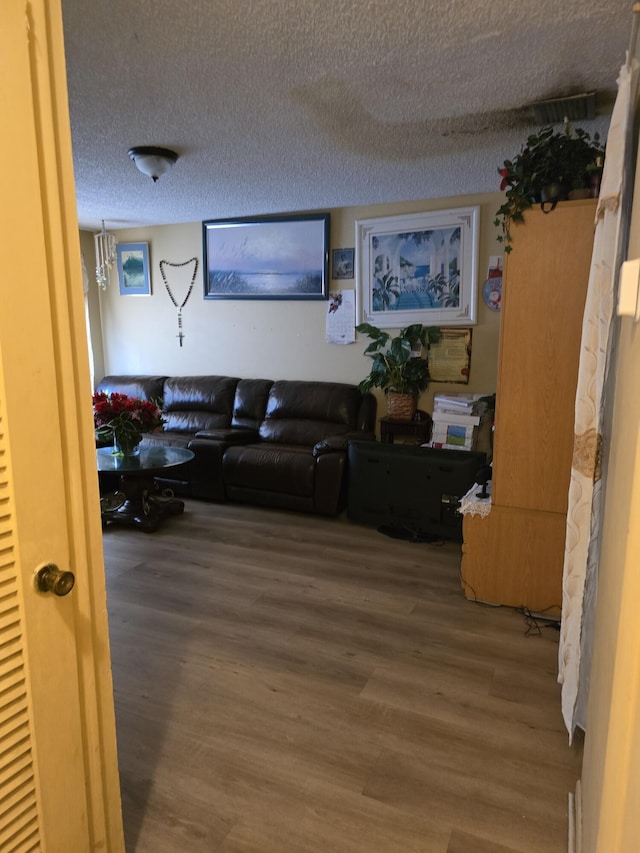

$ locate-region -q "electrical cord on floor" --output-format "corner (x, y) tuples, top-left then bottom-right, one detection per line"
(458, 570), (502, 607)
(515, 606), (562, 637)
(459, 570), (479, 602)
(459, 574), (562, 630)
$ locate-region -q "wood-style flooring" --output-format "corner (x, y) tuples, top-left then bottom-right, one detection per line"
(102, 499), (583, 853)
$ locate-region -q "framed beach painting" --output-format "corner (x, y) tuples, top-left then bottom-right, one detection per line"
(202, 213), (330, 300)
(117, 242), (151, 296)
(356, 207), (479, 327)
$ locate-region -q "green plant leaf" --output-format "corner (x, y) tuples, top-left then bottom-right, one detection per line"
(356, 322), (438, 397)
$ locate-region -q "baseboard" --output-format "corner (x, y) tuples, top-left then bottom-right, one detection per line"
(568, 780), (583, 853)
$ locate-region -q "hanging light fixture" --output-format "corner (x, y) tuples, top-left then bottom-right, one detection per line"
(94, 220), (117, 290)
(128, 146), (178, 182)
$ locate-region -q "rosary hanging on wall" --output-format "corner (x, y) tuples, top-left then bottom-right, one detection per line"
(159, 257), (199, 346)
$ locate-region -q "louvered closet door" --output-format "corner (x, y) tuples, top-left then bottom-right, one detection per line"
(1, 2), (124, 850)
(0, 390), (41, 852)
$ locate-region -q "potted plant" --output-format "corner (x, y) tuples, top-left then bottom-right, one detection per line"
(356, 322), (441, 420)
(495, 121), (605, 252)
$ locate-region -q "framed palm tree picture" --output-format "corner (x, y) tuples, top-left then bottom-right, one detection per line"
(355, 207), (479, 327)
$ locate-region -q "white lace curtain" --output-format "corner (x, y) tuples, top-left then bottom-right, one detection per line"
(558, 33), (640, 739)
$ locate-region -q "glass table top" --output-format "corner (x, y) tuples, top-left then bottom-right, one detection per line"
(96, 444), (195, 473)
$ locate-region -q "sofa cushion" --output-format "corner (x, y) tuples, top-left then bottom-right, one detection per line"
(232, 379), (273, 429)
(259, 381), (363, 446)
(163, 375), (239, 433)
(223, 443), (315, 497)
(96, 375), (167, 403)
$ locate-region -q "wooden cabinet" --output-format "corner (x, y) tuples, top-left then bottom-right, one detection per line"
(461, 200), (596, 612)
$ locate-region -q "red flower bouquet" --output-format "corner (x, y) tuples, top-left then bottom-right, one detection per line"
(93, 391), (164, 454)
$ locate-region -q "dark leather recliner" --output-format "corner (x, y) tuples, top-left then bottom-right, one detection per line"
(222, 380), (375, 515)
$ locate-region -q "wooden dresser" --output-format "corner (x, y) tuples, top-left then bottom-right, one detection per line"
(460, 199), (597, 612)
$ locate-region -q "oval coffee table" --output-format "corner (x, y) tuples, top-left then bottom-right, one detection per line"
(97, 444), (195, 532)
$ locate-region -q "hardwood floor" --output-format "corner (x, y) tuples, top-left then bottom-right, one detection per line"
(102, 500), (582, 853)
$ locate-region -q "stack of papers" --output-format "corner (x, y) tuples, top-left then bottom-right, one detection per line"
(429, 393), (492, 452)
(433, 393), (489, 415)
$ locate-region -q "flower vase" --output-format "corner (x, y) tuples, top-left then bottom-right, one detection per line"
(112, 434), (142, 458)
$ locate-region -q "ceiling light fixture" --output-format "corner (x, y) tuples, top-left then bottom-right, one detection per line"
(128, 146), (178, 182)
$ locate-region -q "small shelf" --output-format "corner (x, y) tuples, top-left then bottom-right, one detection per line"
(379, 414), (432, 445)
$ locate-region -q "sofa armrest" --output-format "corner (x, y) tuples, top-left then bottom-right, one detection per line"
(195, 427), (259, 443)
(185, 438), (229, 500)
(314, 452), (348, 515)
(312, 431), (376, 457)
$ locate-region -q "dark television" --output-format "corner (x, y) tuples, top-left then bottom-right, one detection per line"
(347, 441), (487, 542)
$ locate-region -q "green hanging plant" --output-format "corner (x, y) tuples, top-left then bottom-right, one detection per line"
(494, 121), (605, 252)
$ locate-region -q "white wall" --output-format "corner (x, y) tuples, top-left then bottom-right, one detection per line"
(90, 192), (504, 415)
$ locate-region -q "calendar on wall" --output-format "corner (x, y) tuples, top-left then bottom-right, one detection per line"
(325, 290), (355, 344)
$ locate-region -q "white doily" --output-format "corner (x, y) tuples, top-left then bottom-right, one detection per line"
(459, 480), (492, 517)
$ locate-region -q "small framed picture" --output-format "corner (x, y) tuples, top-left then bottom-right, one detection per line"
(117, 243), (151, 296)
(332, 247), (354, 280)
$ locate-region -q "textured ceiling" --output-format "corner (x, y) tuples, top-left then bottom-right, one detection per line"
(60, 0), (631, 230)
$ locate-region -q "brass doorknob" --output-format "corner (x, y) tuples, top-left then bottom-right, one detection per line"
(35, 563), (75, 597)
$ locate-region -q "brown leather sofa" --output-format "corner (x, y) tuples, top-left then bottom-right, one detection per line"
(95, 374), (376, 515)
